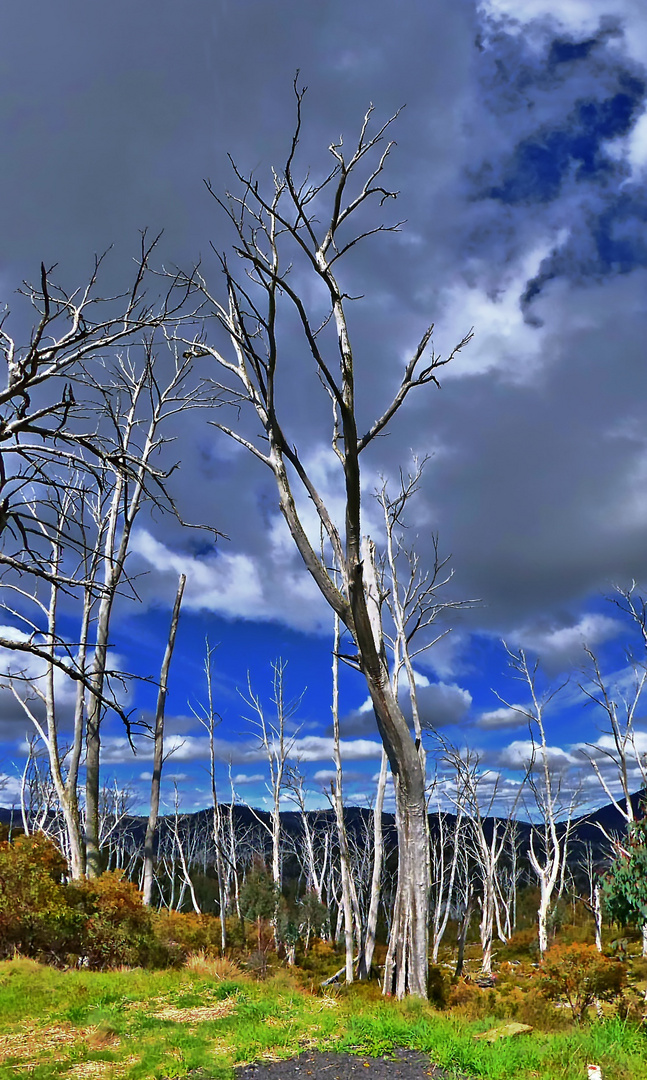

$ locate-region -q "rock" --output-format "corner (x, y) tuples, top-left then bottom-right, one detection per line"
(473, 1022), (533, 1043)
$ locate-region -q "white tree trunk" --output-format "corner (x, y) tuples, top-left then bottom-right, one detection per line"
(143, 574), (185, 906)
(359, 748), (388, 978)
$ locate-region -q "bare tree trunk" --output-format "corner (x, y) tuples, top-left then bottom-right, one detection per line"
(594, 883), (603, 953)
(430, 808), (463, 963)
(359, 748), (388, 978)
(383, 775), (429, 997)
(172, 787), (201, 915)
(331, 614), (358, 984)
(455, 884), (474, 979)
(142, 574), (186, 906)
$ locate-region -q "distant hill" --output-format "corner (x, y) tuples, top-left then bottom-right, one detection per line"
(2, 789), (644, 867)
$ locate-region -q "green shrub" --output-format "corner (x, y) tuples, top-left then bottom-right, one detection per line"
(603, 818), (647, 930)
(0, 833), (73, 961)
(540, 942), (626, 1022)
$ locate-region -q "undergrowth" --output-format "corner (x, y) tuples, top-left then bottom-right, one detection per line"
(1, 957), (646, 1080)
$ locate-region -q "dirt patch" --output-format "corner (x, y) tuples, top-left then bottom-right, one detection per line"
(235, 1049), (455, 1080)
(66, 1054), (139, 1079)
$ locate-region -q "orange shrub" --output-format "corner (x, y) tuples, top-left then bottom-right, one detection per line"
(151, 910), (223, 957)
(66, 871), (158, 969)
(540, 942), (626, 1022)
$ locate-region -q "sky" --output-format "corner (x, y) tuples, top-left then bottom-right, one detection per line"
(1, 0), (647, 821)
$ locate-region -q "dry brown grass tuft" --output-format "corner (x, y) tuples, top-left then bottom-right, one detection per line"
(151, 998), (238, 1023)
(66, 1054), (139, 1079)
(183, 951), (244, 979)
(0, 1023), (81, 1064)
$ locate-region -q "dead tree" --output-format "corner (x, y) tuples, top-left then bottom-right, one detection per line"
(360, 748), (388, 978)
(190, 639), (229, 947)
(0, 242), (211, 877)
(285, 765), (328, 903)
(429, 800), (466, 964)
(498, 648), (576, 956)
(241, 659), (301, 888)
(329, 613), (362, 984)
(178, 81), (472, 998)
(171, 784), (202, 915)
(441, 743), (523, 973)
(142, 573), (186, 905)
(0, 235), (195, 546)
(373, 461), (476, 980)
(0, 483), (126, 878)
(578, 840), (604, 952)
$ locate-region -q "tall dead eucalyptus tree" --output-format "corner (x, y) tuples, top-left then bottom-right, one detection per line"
(180, 81), (472, 997)
(372, 461), (475, 983)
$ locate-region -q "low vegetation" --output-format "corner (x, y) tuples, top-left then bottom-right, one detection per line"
(2, 833), (647, 1079)
(1, 954), (646, 1080)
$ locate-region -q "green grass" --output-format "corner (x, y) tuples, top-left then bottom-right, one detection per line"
(0, 959), (645, 1080)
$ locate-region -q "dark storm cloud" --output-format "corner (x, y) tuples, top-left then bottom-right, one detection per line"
(3, 0), (647, 685)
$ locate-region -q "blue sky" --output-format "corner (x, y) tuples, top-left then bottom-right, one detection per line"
(1, 0), (647, 819)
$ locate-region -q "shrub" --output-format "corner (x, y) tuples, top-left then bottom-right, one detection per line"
(499, 927), (539, 960)
(447, 978), (484, 1016)
(67, 871), (159, 969)
(540, 942), (626, 1022)
(183, 951), (243, 979)
(239, 865), (280, 923)
(603, 818), (647, 930)
(239, 864), (280, 951)
(0, 833), (73, 961)
(151, 910), (223, 958)
(427, 964), (448, 1008)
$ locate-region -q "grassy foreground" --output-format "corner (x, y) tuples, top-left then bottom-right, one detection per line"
(0, 957), (646, 1080)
